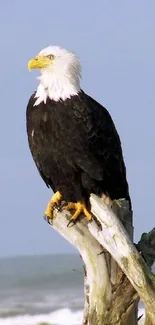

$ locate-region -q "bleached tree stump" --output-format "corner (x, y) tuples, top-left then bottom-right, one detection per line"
(45, 195), (155, 325)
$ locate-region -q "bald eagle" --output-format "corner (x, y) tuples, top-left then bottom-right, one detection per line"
(27, 46), (131, 223)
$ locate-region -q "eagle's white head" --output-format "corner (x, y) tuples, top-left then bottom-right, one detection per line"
(28, 46), (81, 105)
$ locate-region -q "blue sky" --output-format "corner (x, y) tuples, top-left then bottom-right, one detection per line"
(0, 1), (155, 256)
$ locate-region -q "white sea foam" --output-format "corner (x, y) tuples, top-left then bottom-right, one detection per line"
(0, 308), (83, 325)
(0, 307), (145, 325)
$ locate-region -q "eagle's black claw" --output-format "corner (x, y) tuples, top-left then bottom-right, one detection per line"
(67, 219), (76, 227)
(43, 215), (48, 222)
(44, 215), (53, 225)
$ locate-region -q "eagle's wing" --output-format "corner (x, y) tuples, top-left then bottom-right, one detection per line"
(68, 91), (130, 201)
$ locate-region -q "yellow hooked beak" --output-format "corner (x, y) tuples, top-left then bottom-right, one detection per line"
(28, 55), (52, 71)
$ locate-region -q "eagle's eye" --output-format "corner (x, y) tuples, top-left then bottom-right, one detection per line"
(47, 54), (55, 60)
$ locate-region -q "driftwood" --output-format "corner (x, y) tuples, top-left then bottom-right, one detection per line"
(45, 195), (155, 325)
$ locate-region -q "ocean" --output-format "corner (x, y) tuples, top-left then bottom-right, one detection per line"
(0, 254), (145, 325)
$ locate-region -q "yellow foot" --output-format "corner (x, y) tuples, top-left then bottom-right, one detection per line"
(64, 201), (92, 226)
(101, 194), (112, 207)
(44, 191), (62, 220)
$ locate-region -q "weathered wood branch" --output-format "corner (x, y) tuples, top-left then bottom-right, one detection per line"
(136, 229), (155, 268)
(89, 195), (155, 324)
(46, 209), (111, 325)
(45, 196), (155, 325)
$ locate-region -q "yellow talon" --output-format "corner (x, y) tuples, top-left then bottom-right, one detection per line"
(64, 201), (92, 224)
(44, 191), (62, 219)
